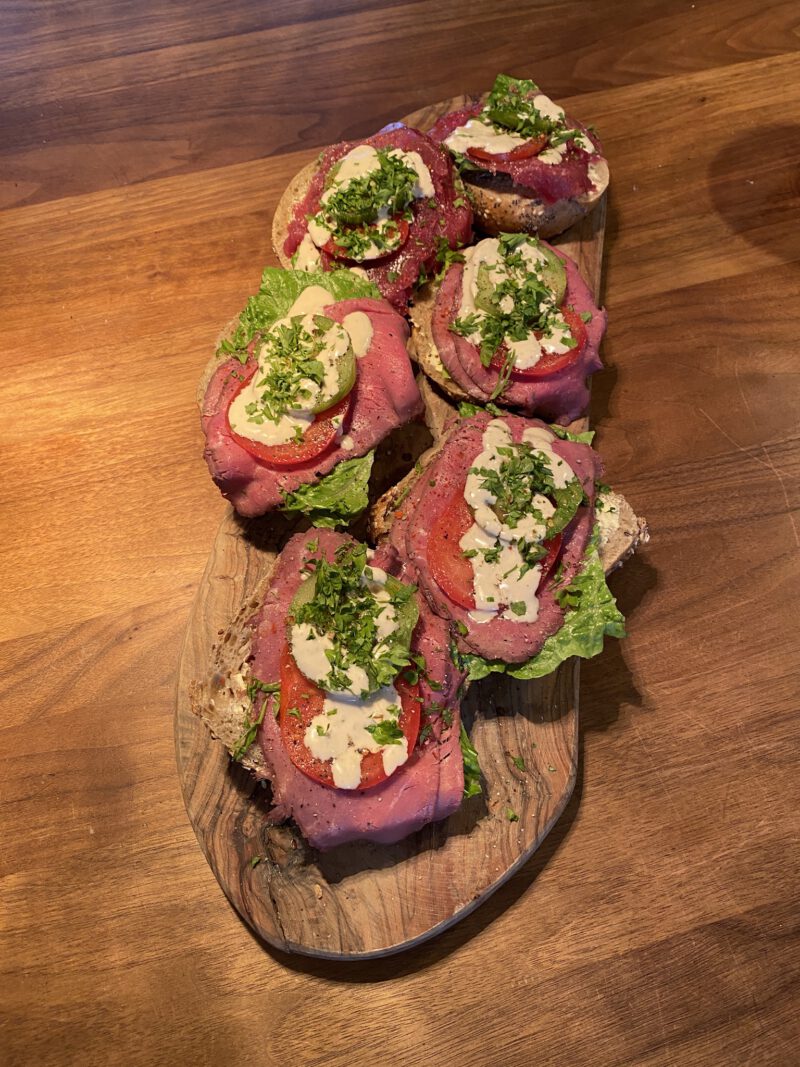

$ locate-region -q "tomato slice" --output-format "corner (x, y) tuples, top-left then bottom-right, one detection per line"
(467, 134), (549, 163)
(489, 307), (588, 380)
(428, 490), (565, 610)
(226, 367), (351, 468)
(539, 531), (563, 585)
(428, 492), (476, 610)
(322, 216), (410, 262)
(278, 646), (421, 790)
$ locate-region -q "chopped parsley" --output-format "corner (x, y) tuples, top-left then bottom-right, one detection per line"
(240, 316), (340, 427)
(291, 541), (418, 694)
(460, 725), (482, 798)
(366, 718), (404, 746)
(309, 148), (419, 261)
(482, 73), (593, 154)
(469, 439), (585, 550)
(506, 808), (520, 823)
(232, 680), (280, 762)
(450, 233), (576, 397)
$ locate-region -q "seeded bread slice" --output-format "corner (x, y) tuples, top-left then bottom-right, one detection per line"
(271, 160), (319, 270)
(408, 281), (472, 404)
(463, 166), (608, 240)
(188, 566), (274, 777)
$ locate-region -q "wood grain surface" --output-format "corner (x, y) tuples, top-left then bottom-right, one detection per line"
(1, 1), (799, 1064)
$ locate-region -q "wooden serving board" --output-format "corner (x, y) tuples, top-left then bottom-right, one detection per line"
(175, 97), (607, 959)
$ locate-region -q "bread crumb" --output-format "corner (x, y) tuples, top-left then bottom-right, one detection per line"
(313, 883), (323, 900)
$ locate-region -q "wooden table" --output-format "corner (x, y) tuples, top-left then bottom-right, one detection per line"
(2, 2), (798, 1063)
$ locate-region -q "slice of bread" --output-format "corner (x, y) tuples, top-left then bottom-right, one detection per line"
(463, 168), (607, 240)
(271, 160), (319, 270)
(188, 569), (274, 777)
(408, 281), (471, 403)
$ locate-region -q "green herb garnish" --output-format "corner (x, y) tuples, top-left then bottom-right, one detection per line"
(292, 541), (418, 695)
(460, 725), (482, 798)
(365, 719), (404, 746)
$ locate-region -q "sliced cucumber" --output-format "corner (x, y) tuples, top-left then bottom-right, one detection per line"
(289, 568), (318, 619)
(474, 262), (497, 314)
(307, 315), (356, 414)
(539, 246), (567, 304)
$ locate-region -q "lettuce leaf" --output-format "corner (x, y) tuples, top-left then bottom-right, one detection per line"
(280, 452), (374, 528)
(459, 724), (483, 798)
(217, 268), (381, 359)
(550, 425), (595, 445)
(458, 535), (626, 683)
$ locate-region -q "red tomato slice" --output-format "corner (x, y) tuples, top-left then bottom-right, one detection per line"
(428, 491), (476, 610)
(489, 307), (588, 380)
(278, 646), (421, 790)
(428, 490), (565, 610)
(322, 216), (410, 262)
(467, 133), (549, 163)
(226, 368), (351, 468)
(539, 531), (563, 585)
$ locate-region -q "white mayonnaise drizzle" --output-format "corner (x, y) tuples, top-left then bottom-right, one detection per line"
(303, 684), (408, 789)
(228, 286), (371, 445)
(292, 562), (410, 790)
(293, 232), (322, 271)
(444, 118), (528, 155)
(588, 158), (610, 193)
(444, 92), (594, 168)
(289, 566), (397, 696)
(456, 237), (570, 370)
(306, 143), (435, 256)
(461, 419), (575, 624)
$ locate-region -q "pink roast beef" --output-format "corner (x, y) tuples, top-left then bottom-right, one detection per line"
(430, 246), (605, 424)
(429, 103), (605, 205)
(201, 297), (423, 517)
(248, 530), (464, 850)
(284, 125), (472, 312)
(389, 413), (602, 663)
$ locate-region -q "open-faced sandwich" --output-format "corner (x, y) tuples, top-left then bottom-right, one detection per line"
(428, 74), (609, 238)
(188, 78), (648, 865)
(373, 410), (646, 683)
(200, 267), (423, 521)
(192, 529), (470, 849)
(410, 233), (605, 423)
(272, 124), (473, 311)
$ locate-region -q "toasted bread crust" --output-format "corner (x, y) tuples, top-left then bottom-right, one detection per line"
(408, 282), (471, 404)
(464, 172), (606, 239)
(271, 159), (319, 268)
(188, 559), (278, 778)
(197, 315), (242, 409)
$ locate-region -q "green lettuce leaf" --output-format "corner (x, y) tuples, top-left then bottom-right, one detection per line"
(217, 268), (381, 359)
(459, 724), (483, 798)
(280, 452), (374, 528)
(458, 535), (626, 683)
(550, 425), (595, 445)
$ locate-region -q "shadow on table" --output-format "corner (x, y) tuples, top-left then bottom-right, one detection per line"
(708, 124), (800, 260)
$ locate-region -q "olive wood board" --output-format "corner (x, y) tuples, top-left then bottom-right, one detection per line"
(175, 95), (607, 959)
